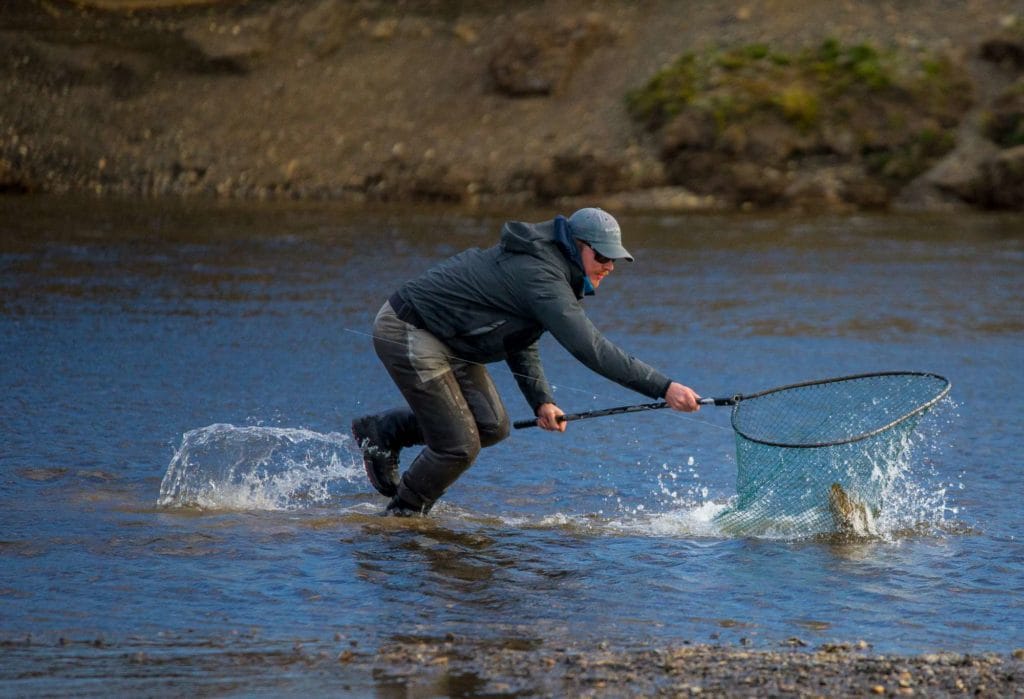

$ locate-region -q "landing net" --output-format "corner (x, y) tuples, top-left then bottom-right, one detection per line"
(713, 372), (950, 536)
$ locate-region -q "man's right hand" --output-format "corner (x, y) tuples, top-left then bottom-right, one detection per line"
(665, 382), (701, 412)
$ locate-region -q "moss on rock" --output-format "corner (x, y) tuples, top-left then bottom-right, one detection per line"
(626, 39), (973, 208)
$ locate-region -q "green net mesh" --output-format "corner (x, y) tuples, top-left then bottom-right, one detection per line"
(713, 372), (950, 537)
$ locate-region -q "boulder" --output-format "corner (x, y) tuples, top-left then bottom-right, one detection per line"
(489, 14), (616, 97)
(660, 109), (717, 153)
(980, 37), (1024, 71)
(984, 79), (1024, 147)
(662, 150), (731, 199)
(894, 177), (973, 212)
(729, 161), (789, 207)
(0, 157), (30, 193)
(409, 162), (478, 203)
(901, 125), (1024, 209)
(783, 168), (850, 211)
(181, 14), (273, 73)
(734, 116), (808, 164)
(531, 151), (628, 199)
(833, 167), (891, 209)
(923, 138), (1000, 202)
(978, 144), (1024, 208)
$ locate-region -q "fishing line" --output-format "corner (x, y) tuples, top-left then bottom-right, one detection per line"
(342, 326), (728, 431)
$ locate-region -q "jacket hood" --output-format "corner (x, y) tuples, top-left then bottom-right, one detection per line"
(499, 218), (557, 256)
(500, 217), (594, 295)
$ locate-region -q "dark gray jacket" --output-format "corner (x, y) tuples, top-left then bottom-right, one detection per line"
(396, 217), (673, 411)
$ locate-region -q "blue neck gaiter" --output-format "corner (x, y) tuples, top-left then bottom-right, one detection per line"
(553, 215), (595, 296)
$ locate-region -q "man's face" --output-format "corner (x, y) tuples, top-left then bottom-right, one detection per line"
(580, 242), (615, 288)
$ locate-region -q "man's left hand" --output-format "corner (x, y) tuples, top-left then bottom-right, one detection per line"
(536, 403), (566, 432)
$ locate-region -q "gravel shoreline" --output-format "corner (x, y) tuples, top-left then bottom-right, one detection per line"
(367, 639), (1024, 697)
(5, 635), (1022, 696)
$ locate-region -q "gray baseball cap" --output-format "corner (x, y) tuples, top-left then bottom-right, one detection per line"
(567, 207), (633, 262)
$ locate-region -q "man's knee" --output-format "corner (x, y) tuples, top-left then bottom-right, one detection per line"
(424, 424), (482, 467)
(449, 434), (482, 464)
(478, 415), (510, 448)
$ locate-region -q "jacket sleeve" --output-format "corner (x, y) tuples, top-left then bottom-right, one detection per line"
(523, 267), (673, 400)
(506, 342), (555, 412)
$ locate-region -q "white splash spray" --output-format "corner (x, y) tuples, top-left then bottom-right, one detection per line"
(585, 398), (959, 541)
(158, 424), (361, 511)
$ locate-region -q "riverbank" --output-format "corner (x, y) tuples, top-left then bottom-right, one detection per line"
(372, 639), (1024, 697)
(5, 634), (1023, 696)
(2, 0), (1023, 211)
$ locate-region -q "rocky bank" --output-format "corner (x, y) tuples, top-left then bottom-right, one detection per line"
(5, 634), (1023, 697)
(368, 638), (1024, 697)
(1, 0), (1023, 211)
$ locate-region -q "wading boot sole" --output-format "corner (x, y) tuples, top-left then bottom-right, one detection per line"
(351, 417), (399, 498)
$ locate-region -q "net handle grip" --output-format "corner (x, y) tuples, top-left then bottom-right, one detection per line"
(513, 396), (736, 430)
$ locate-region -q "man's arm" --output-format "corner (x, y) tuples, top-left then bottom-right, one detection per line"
(506, 341), (555, 412)
(526, 282), (673, 400)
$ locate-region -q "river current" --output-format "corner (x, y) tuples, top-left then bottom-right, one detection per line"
(2, 196), (1021, 694)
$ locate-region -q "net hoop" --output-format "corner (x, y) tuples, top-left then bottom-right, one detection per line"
(730, 371), (950, 449)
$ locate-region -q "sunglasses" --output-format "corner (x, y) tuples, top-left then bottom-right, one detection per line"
(585, 243), (614, 264)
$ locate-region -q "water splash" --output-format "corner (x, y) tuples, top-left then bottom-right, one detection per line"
(574, 398), (960, 541)
(603, 500), (730, 538)
(707, 398), (957, 540)
(870, 397), (961, 537)
(158, 424), (361, 511)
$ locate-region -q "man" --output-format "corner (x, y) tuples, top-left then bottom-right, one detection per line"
(352, 207), (701, 516)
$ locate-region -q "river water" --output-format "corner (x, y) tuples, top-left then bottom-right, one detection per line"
(2, 196), (1022, 694)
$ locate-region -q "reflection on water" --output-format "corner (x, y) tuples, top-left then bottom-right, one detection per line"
(1, 196), (1022, 693)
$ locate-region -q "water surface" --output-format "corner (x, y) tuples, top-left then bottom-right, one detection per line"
(2, 196), (1022, 694)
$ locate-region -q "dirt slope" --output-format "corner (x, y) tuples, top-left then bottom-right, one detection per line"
(1, 0), (1022, 210)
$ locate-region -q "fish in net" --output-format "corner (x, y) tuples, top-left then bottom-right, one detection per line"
(712, 372), (951, 537)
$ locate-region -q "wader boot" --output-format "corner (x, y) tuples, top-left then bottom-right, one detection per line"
(351, 408), (422, 497)
(383, 492), (429, 517)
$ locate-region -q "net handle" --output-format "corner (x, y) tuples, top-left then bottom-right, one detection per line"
(512, 371), (950, 431)
(512, 396), (736, 430)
